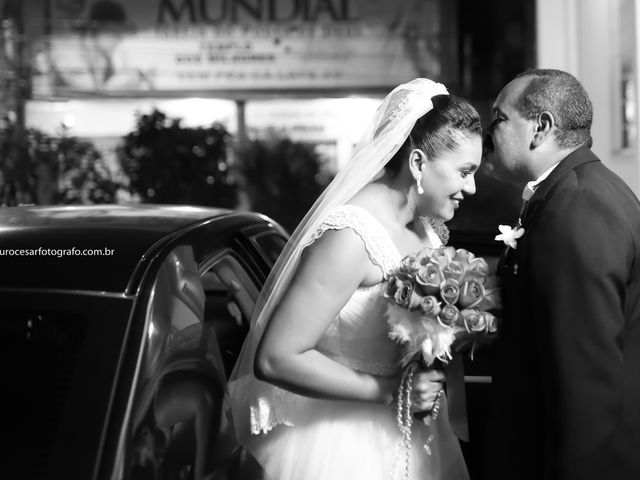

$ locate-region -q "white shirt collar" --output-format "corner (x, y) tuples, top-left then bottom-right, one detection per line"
(522, 162), (561, 201)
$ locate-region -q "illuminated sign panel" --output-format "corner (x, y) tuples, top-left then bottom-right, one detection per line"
(30, 0), (456, 95)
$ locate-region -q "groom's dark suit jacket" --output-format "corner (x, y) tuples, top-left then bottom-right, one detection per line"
(491, 146), (640, 480)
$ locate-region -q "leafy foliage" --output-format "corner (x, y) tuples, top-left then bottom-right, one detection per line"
(118, 109), (237, 208)
(0, 121), (123, 205)
(236, 132), (332, 232)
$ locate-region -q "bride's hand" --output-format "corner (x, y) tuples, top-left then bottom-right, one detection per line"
(410, 369), (445, 413)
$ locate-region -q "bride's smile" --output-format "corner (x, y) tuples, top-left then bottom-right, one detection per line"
(416, 135), (482, 221)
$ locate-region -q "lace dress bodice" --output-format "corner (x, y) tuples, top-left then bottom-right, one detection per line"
(306, 204), (404, 376)
(241, 204), (468, 480)
(245, 204), (444, 436)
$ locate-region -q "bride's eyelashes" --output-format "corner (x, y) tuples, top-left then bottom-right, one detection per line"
(459, 164), (479, 179)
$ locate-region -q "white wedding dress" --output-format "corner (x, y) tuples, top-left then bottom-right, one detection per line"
(242, 205), (469, 480)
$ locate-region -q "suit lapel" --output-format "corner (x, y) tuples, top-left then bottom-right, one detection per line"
(498, 147), (600, 278)
(521, 147), (600, 228)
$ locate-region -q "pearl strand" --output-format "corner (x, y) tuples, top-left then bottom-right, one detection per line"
(394, 362), (417, 480)
(393, 362), (445, 479)
(423, 389), (442, 455)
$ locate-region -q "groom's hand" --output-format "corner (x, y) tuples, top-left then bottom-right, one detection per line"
(410, 369), (445, 413)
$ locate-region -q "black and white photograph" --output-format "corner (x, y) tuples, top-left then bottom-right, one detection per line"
(1, 1), (639, 479)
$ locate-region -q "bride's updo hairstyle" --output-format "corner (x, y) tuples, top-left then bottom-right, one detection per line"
(385, 94), (482, 177)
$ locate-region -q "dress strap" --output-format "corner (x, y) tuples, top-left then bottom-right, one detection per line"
(303, 204), (401, 278)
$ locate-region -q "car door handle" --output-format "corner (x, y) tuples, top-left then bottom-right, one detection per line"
(464, 375), (492, 384)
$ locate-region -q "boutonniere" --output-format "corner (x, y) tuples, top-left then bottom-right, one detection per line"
(495, 225), (525, 249)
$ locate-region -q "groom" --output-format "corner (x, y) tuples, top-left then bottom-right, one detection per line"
(482, 69), (640, 480)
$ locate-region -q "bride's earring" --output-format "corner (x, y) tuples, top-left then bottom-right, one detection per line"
(416, 172), (424, 195)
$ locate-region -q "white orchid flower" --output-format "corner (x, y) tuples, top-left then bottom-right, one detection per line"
(495, 224), (525, 249)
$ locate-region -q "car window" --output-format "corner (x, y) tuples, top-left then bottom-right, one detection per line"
(125, 245), (226, 480)
(123, 245), (262, 479)
(250, 231), (288, 267)
(1, 309), (88, 477)
(201, 252), (260, 378)
(0, 294), (132, 480)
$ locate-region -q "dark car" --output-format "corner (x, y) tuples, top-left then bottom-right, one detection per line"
(1, 204), (501, 480)
(0, 205), (288, 480)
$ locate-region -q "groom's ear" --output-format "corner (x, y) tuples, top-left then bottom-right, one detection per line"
(531, 111), (555, 148)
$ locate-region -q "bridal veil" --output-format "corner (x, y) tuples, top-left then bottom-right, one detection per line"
(227, 78), (450, 439)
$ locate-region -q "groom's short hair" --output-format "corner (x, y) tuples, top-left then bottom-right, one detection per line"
(514, 69), (593, 149)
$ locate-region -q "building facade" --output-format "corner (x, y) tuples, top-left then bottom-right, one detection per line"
(4, 0), (638, 201)
(537, 0), (639, 195)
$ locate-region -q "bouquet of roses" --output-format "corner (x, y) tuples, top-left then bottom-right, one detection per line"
(384, 246), (500, 465)
(384, 246), (500, 463)
(384, 245), (500, 367)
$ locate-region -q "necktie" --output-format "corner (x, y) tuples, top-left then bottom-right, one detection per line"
(498, 184), (535, 274)
(517, 184), (536, 228)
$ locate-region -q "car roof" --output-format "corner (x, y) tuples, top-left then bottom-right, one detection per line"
(0, 204), (278, 294)
(0, 204), (231, 229)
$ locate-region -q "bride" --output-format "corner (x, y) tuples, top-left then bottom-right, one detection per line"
(227, 78), (482, 480)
